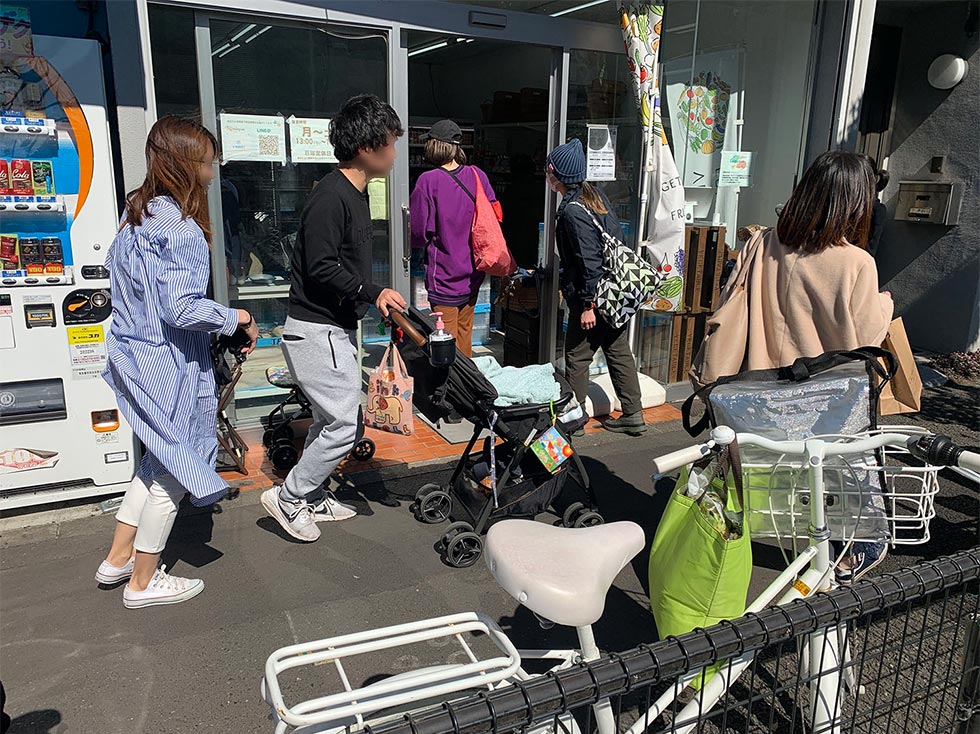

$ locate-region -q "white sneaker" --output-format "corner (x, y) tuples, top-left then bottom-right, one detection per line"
(311, 492), (358, 522)
(95, 556), (135, 585)
(123, 565), (204, 609)
(261, 487), (321, 542)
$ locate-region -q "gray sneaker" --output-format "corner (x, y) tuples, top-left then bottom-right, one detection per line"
(261, 487), (321, 542)
(311, 492), (357, 522)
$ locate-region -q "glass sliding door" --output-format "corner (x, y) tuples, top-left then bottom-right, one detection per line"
(148, 5), (394, 425)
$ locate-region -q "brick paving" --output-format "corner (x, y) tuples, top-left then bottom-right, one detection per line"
(224, 403), (682, 493)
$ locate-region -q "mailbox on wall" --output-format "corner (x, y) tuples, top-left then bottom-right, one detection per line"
(895, 181), (963, 225)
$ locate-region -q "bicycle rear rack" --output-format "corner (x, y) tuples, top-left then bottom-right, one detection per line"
(262, 612), (522, 733)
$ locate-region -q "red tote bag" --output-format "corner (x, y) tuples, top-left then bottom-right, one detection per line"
(471, 170), (517, 277)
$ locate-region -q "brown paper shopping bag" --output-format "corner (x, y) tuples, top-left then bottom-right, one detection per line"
(878, 317), (923, 415)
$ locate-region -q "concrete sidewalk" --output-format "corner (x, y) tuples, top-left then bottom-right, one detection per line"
(1, 418), (976, 734)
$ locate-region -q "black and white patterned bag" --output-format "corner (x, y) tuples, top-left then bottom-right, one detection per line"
(571, 201), (660, 328)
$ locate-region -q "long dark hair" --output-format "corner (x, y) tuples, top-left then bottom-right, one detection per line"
(575, 181), (608, 215)
(124, 116), (217, 243)
(777, 151), (875, 252)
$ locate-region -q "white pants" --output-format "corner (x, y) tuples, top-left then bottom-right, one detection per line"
(115, 474), (187, 554)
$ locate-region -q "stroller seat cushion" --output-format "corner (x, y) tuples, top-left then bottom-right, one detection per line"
(484, 520), (645, 627)
(473, 357), (561, 407)
(266, 366), (298, 389)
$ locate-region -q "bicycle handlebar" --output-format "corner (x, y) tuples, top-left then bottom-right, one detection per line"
(651, 427), (980, 475)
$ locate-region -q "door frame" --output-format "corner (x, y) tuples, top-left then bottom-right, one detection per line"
(151, 0), (630, 364)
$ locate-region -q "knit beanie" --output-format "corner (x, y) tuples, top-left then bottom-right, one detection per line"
(546, 139), (586, 184)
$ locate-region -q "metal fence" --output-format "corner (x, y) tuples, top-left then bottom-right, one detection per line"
(366, 548), (980, 734)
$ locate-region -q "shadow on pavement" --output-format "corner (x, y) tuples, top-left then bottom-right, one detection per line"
(7, 708), (61, 734)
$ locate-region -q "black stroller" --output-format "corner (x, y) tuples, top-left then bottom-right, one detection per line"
(390, 307), (601, 568)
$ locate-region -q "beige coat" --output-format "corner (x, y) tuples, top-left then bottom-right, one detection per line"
(705, 230), (893, 378)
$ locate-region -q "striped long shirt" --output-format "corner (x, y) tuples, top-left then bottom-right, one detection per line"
(103, 196), (239, 506)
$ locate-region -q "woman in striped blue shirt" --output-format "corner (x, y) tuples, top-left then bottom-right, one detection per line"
(95, 116), (258, 609)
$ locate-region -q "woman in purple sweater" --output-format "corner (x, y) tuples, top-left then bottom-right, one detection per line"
(410, 119), (500, 358)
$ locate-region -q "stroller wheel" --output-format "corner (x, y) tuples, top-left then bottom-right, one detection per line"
(562, 502), (587, 528)
(414, 483), (442, 503)
(573, 510), (604, 528)
(415, 490), (453, 524)
(264, 424), (294, 449)
(351, 438), (376, 462)
(271, 440), (299, 471)
(443, 531), (483, 568)
(440, 521), (475, 549)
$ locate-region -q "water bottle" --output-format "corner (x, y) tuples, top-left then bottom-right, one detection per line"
(428, 312), (456, 367)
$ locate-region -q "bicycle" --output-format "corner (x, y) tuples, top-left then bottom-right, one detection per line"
(260, 428), (979, 734)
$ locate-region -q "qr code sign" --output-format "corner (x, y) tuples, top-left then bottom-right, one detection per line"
(258, 134), (281, 157)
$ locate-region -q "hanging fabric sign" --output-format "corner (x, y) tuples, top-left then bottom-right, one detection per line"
(619, 3), (687, 312)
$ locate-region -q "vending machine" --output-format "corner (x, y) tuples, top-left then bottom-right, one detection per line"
(0, 35), (137, 509)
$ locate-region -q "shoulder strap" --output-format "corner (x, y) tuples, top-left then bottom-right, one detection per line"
(569, 200), (623, 250)
(717, 439), (745, 509)
(681, 346), (899, 436)
(438, 166), (476, 204)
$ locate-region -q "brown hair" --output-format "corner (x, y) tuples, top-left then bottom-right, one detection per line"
(424, 139), (467, 167)
(575, 181), (608, 215)
(776, 151), (875, 253)
(124, 116), (218, 243)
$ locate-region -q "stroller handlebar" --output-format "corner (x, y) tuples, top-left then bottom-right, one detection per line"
(389, 309), (427, 347)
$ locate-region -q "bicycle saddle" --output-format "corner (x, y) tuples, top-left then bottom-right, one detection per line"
(485, 520), (645, 628)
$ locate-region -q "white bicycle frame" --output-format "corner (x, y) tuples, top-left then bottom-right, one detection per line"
(264, 430), (977, 734)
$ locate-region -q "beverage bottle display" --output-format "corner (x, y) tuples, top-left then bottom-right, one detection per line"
(428, 312), (456, 367)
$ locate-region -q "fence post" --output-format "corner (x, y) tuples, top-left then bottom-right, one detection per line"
(957, 613), (980, 734)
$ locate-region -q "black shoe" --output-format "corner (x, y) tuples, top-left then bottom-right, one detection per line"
(601, 413), (647, 436)
(444, 411), (463, 424)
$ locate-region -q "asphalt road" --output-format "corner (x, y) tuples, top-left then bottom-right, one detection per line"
(1, 414), (976, 734)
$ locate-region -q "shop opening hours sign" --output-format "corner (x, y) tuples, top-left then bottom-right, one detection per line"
(288, 116), (337, 163)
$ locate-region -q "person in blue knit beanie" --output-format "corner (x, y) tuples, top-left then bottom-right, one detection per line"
(546, 139), (645, 436)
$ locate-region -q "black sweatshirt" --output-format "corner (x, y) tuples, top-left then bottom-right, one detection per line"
(287, 169), (383, 329)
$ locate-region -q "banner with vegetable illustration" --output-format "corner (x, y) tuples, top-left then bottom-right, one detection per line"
(619, 3), (687, 312)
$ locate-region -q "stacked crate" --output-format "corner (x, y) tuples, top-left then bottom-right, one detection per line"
(665, 225), (730, 383)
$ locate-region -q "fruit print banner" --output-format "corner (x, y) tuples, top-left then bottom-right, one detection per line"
(619, 3), (687, 312)
(664, 49), (741, 189)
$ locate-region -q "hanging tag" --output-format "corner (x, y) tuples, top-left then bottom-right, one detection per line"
(530, 426), (573, 474)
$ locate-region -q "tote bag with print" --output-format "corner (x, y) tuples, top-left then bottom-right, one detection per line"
(365, 343), (414, 436)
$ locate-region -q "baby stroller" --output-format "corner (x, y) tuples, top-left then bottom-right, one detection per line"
(390, 307), (601, 569)
(263, 366), (376, 471)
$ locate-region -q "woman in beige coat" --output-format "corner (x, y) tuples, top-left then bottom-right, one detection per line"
(700, 151), (893, 581)
(700, 151), (893, 384)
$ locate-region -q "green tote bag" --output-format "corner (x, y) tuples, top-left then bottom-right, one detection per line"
(648, 446), (752, 684)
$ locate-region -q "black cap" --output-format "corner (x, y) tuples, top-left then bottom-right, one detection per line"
(421, 119), (463, 144)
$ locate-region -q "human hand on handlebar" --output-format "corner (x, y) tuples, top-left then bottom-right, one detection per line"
(375, 288), (407, 318)
(236, 309), (259, 354)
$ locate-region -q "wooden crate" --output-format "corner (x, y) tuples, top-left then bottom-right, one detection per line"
(667, 312), (709, 383)
(682, 225), (728, 314)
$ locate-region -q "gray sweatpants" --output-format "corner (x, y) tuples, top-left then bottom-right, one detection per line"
(280, 316), (364, 503)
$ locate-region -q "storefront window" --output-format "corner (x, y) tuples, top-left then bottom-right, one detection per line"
(148, 8), (392, 422)
(634, 0), (817, 385)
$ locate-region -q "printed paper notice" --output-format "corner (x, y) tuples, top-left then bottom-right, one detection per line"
(586, 125), (617, 181)
(67, 325), (107, 380)
(718, 151), (752, 187)
(368, 178), (387, 220)
(219, 113), (286, 164)
(288, 116), (336, 163)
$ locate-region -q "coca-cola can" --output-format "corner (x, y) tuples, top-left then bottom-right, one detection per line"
(0, 160), (10, 195)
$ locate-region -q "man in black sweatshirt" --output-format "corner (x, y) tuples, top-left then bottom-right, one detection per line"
(263, 95), (406, 542)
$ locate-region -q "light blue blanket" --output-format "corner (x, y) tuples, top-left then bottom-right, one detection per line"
(473, 356), (561, 407)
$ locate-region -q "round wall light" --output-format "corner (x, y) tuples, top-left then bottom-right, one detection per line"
(927, 54), (970, 89)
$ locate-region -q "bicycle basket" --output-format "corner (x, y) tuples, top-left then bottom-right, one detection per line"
(741, 426), (941, 545)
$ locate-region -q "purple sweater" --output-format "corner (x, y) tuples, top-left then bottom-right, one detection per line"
(410, 165), (497, 306)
